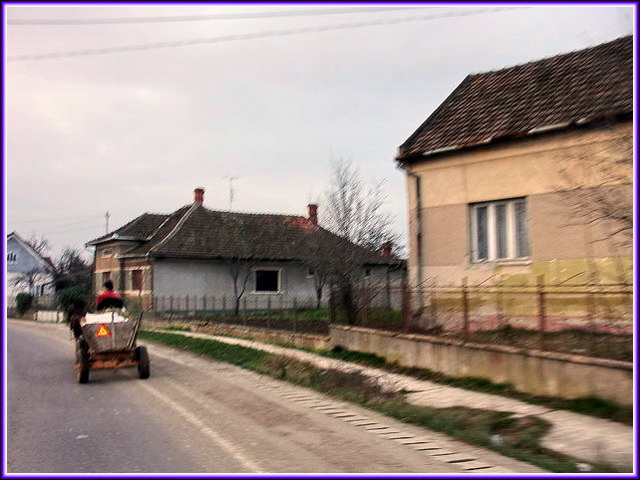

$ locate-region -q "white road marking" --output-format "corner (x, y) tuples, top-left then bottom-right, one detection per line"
(139, 382), (263, 473)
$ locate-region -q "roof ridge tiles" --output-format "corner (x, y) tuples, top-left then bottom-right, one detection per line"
(466, 35), (632, 77)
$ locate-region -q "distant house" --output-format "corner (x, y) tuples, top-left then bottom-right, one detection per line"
(396, 36), (632, 290)
(86, 188), (404, 311)
(7, 232), (56, 300)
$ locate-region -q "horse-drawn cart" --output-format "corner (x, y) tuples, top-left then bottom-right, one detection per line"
(75, 310), (149, 384)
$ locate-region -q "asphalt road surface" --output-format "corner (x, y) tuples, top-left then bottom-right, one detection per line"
(6, 319), (542, 474)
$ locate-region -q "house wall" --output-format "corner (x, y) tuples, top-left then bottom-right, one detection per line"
(152, 259), (326, 308)
(151, 259), (402, 310)
(404, 121), (633, 287)
(6, 236), (55, 297)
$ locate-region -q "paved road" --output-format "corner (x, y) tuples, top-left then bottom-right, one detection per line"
(6, 320), (543, 474)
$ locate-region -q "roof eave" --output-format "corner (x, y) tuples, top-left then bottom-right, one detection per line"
(85, 234), (145, 247)
(396, 112), (632, 164)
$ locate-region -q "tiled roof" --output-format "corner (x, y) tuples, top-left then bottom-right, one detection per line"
(397, 35), (633, 160)
(91, 204), (396, 265)
(86, 212), (179, 245)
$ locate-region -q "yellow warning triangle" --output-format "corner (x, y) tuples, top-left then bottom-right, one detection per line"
(96, 324), (111, 337)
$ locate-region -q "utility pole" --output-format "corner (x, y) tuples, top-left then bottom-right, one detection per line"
(105, 211), (110, 234)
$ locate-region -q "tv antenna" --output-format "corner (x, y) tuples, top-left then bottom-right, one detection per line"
(223, 176), (238, 210)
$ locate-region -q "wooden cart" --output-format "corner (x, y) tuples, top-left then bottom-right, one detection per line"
(75, 311), (149, 384)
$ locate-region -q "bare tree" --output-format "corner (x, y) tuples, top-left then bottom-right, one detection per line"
(25, 234), (50, 257)
(220, 212), (283, 315)
(10, 268), (49, 295)
(324, 159), (398, 251)
(55, 247), (92, 290)
(318, 159), (399, 323)
(11, 234), (52, 295)
(299, 229), (336, 309)
(559, 133), (632, 246)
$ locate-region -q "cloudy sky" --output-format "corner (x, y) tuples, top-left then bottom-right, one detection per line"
(4, 3), (634, 261)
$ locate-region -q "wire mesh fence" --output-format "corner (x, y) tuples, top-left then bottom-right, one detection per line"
(396, 278), (633, 361)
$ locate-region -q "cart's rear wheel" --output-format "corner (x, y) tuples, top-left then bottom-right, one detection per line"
(76, 340), (90, 384)
(136, 346), (150, 379)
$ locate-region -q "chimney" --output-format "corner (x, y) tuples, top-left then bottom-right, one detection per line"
(308, 204), (318, 225)
(194, 187), (205, 204)
(381, 241), (393, 257)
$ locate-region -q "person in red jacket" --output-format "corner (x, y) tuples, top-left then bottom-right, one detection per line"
(96, 280), (124, 311)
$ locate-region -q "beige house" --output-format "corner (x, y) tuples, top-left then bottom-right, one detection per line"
(396, 36), (632, 293)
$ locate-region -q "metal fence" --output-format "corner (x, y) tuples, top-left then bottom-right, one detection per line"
(394, 278), (633, 361)
(150, 294), (325, 314)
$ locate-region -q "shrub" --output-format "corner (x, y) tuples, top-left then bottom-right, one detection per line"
(15, 293), (34, 315)
(56, 285), (92, 313)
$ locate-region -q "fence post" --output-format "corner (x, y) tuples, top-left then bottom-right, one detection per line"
(293, 297), (298, 324)
(266, 296), (271, 329)
(185, 295), (189, 313)
(169, 296), (174, 313)
(496, 277), (505, 329)
(537, 275), (546, 350)
(586, 282), (596, 357)
(462, 277), (469, 343)
(222, 295), (226, 312)
(401, 282), (411, 331)
(362, 286), (369, 326)
(329, 291), (336, 324)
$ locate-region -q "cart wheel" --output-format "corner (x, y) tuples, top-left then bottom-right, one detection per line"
(75, 340), (90, 384)
(136, 346), (150, 379)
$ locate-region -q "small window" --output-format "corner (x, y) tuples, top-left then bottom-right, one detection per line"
(364, 267), (372, 278)
(101, 248), (113, 257)
(7, 251), (17, 264)
(132, 270), (143, 291)
(255, 269), (280, 293)
(470, 198), (530, 262)
(102, 272), (111, 283)
(306, 267), (315, 278)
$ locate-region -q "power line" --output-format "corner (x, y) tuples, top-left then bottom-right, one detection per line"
(8, 7), (523, 62)
(9, 213), (101, 226)
(8, 6), (425, 25)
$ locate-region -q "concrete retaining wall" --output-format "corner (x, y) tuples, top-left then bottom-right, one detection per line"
(330, 325), (633, 405)
(142, 316), (331, 351)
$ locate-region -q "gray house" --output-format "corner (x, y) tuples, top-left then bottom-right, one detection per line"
(86, 188), (404, 311)
(7, 232), (56, 301)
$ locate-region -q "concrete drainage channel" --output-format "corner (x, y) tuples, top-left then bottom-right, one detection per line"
(254, 382), (503, 473)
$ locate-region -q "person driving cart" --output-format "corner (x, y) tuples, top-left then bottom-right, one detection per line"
(96, 280), (124, 311)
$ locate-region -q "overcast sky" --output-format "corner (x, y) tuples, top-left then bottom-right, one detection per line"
(4, 3), (634, 261)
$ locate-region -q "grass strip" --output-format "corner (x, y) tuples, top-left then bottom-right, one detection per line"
(316, 346), (633, 426)
(186, 330), (632, 425)
(138, 330), (620, 473)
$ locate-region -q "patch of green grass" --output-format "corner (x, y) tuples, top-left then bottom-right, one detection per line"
(318, 345), (388, 367)
(166, 328), (631, 426)
(138, 330), (622, 473)
(305, 346), (632, 426)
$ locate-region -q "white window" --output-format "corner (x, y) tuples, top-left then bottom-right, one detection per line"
(254, 269), (280, 293)
(470, 198), (530, 262)
(7, 251), (17, 263)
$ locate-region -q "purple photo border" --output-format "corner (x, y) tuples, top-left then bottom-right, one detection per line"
(0, 1), (636, 479)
